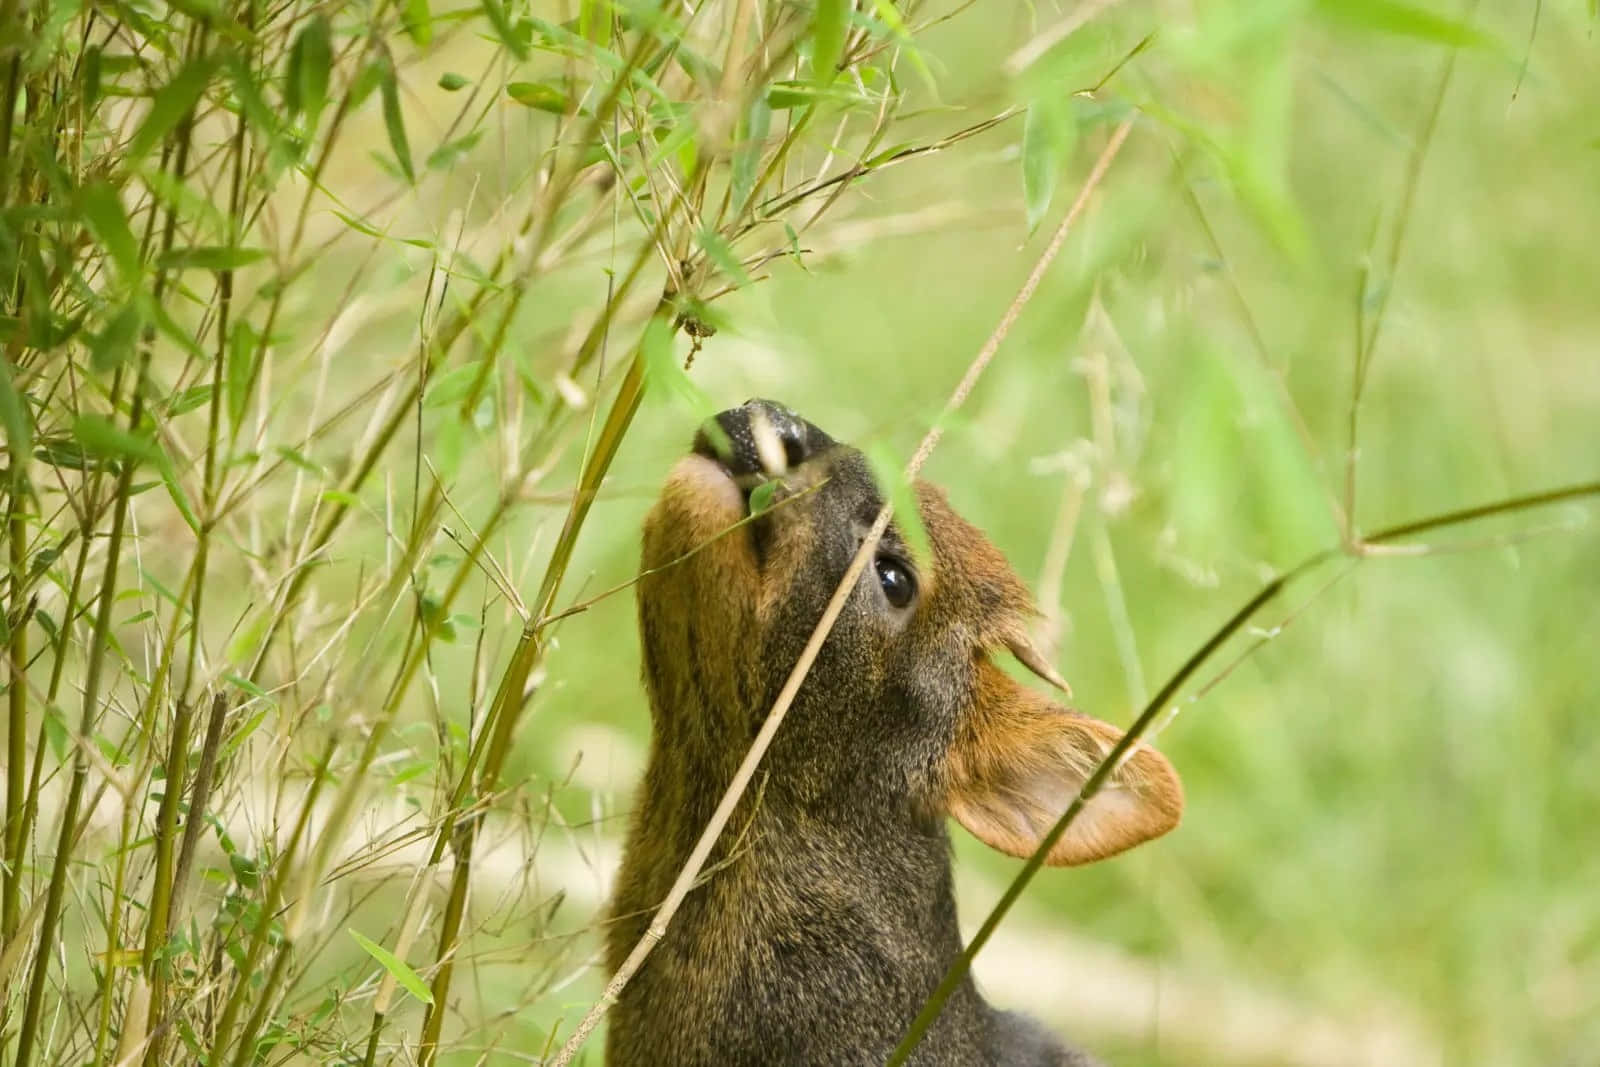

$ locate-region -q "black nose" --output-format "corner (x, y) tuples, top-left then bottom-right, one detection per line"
(693, 399), (834, 477)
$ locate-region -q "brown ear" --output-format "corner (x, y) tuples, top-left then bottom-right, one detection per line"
(946, 661), (1183, 867)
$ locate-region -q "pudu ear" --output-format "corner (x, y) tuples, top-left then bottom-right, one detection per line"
(946, 661), (1183, 867)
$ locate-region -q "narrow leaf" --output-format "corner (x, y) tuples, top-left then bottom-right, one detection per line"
(866, 444), (931, 572)
(128, 55), (219, 164)
(379, 58), (415, 183)
(402, 0), (433, 46)
(89, 301), (144, 373)
(290, 15), (333, 125)
(697, 229), (753, 288)
(1315, 0), (1498, 49)
(1021, 96), (1077, 236)
(349, 930), (434, 1004)
(0, 360), (32, 461)
(506, 81), (569, 113)
(80, 181), (139, 281)
(812, 0), (849, 87)
(480, 0), (530, 61)
(72, 415), (161, 466)
(157, 246), (269, 271)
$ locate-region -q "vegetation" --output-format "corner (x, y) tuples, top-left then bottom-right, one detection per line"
(1, 0), (1595, 1064)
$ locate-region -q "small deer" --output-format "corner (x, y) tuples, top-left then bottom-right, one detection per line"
(606, 400), (1183, 1066)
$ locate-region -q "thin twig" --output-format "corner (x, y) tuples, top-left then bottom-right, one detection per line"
(548, 115), (1137, 1067)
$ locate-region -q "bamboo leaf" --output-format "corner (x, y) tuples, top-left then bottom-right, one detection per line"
(79, 181), (140, 281)
(157, 246), (269, 271)
(1021, 95), (1077, 236)
(72, 415), (161, 466)
(812, 0), (849, 87)
(1315, 0), (1499, 50)
(0, 360), (33, 462)
(286, 15), (333, 124)
(89, 301), (144, 373)
(128, 54), (219, 164)
(506, 81), (570, 113)
(379, 57), (415, 183)
(403, 0), (433, 46)
(480, 0), (530, 61)
(349, 930), (434, 1004)
(865, 444), (931, 572)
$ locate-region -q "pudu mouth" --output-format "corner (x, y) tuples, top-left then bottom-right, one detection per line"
(689, 401), (817, 515)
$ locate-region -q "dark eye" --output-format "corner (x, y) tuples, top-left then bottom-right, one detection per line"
(874, 556), (916, 609)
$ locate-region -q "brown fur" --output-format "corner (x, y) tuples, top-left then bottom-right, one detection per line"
(606, 401), (1183, 1066)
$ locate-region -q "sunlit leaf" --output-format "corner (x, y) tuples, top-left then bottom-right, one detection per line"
(812, 0), (848, 87)
(438, 71), (469, 91)
(349, 930), (434, 1004)
(403, 0), (433, 46)
(157, 246), (269, 271)
(506, 81), (570, 114)
(1315, 0), (1499, 50)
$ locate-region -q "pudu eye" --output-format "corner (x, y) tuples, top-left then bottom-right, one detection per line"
(874, 555), (917, 609)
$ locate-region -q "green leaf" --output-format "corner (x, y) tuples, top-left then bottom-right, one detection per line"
(426, 131), (484, 170)
(379, 58), (415, 183)
(480, 0), (530, 61)
(748, 480), (779, 516)
(422, 362), (486, 408)
(128, 55), (219, 164)
(80, 181), (139, 281)
(286, 15), (333, 125)
(157, 246), (269, 271)
(226, 56), (294, 165)
(641, 315), (721, 433)
(165, 384), (214, 417)
(0, 360), (33, 463)
(72, 415), (161, 466)
(506, 81), (570, 113)
(402, 0), (433, 46)
(811, 0), (848, 87)
(159, 459), (202, 536)
(730, 98), (771, 213)
(697, 229), (753, 288)
(349, 930), (434, 1004)
(226, 320), (260, 427)
(228, 853), (260, 888)
(438, 72), (469, 91)
(1314, 0), (1498, 50)
(865, 444), (931, 572)
(89, 301), (144, 373)
(1021, 95), (1078, 236)
(83, 45), (103, 107)
(764, 79), (867, 110)
(225, 672), (273, 701)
